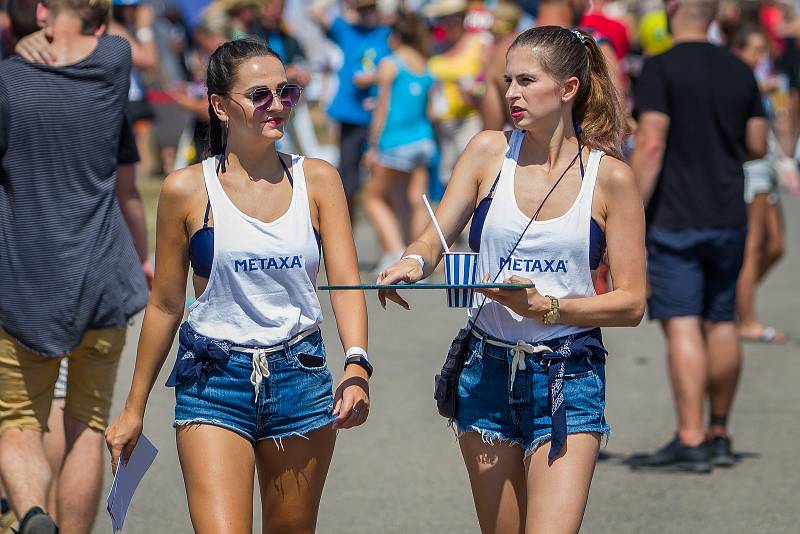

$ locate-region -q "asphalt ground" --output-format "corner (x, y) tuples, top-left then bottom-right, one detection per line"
(92, 197), (800, 534)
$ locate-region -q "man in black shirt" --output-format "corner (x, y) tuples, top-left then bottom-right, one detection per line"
(629, 0), (767, 472)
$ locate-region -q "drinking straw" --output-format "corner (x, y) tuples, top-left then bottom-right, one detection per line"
(422, 194), (450, 253)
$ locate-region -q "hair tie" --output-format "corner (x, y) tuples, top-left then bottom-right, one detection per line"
(572, 29), (587, 45)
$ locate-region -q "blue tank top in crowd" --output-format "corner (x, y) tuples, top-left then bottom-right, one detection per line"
(378, 55), (435, 150)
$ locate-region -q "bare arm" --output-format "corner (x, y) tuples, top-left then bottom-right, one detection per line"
(170, 87), (211, 121)
(377, 131), (507, 308)
(123, 169), (196, 416)
(115, 163), (154, 288)
(306, 158), (369, 429)
(309, 0), (335, 30)
(307, 158), (368, 355)
(554, 161), (646, 326)
(480, 44), (508, 130)
(476, 159), (647, 327)
(367, 59), (397, 148)
(630, 111), (669, 205)
(106, 167), (199, 467)
(109, 20), (158, 70)
(115, 164), (148, 263)
(745, 117), (769, 160)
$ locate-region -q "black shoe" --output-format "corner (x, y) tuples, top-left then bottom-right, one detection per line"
(16, 507), (58, 534)
(710, 435), (737, 467)
(627, 436), (712, 473)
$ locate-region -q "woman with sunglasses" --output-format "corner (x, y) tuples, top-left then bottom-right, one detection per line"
(379, 27), (645, 533)
(105, 38), (369, 533)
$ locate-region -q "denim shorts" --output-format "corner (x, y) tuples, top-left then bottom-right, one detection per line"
(377, 138), (436, 173)
(173, 330), (335, 443)
(646, 226), (747, 322)
(454, 328), (610, 455)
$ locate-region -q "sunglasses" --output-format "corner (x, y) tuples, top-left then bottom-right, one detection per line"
(229, 84), (303, 111)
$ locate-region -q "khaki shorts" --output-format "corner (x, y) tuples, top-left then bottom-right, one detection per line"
(0, 327), (126, 434)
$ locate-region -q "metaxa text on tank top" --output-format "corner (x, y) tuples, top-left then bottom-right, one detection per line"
(500, 255), (569, 274)
(232, 255), (304, 273)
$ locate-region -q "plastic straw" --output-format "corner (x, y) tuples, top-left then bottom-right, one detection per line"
(422, 194), (450, 253)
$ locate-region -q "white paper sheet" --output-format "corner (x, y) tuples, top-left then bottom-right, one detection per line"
(106, 434), (158, 533)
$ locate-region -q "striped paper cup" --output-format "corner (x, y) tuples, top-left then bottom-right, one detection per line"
(443, 252), (479, 308)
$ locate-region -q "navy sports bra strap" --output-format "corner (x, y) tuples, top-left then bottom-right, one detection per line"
(202, 199), (211, 228)
(280, 155), (293, 186)
(487, 170), (502, 198)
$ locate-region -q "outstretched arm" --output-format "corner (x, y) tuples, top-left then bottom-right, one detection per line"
(377, 131), (508, 308)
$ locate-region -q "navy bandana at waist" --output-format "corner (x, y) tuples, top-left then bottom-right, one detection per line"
(165, 322), (232, 388)
(472, 327), (607, 462)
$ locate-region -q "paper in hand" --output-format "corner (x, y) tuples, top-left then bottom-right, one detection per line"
(106, 434), (158, 533)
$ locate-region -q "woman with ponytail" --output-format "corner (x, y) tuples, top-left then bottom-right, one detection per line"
(378, 26), (645, 533)
(105, 38), (369, 532)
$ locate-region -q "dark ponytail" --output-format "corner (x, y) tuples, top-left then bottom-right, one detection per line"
(509, 26), (626, 159)
(205, 38), (282, 160)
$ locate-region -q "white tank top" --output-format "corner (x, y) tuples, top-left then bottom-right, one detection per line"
(187, 155), (323, 346)
(469, 130), (603, 342)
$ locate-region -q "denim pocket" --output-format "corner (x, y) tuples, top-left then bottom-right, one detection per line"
(291, 336), (328, 372)
(563, 369), (596, 381)
(462, 344), (482, 369)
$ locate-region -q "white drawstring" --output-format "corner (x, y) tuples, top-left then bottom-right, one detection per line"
(509, 341), (551, 390)
(474, 331), (551, 391)
(250, 349), (270, 402)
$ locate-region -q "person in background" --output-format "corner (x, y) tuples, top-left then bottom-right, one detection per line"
(731, 24), (793, 344)
(111, 0), (159, 177)
(309, 0), (391, 209)
(363, 10), (436, 272)
(251, 0), (311, 153)
(628, 0), (768, 472)
(169, 5), (233, 167)
(581, 0), (631, 61)
(425, 0), (490, 184)
(0, 1), (149, 532)
(252, 0), (309, 86)
(219, 0), (260, 39)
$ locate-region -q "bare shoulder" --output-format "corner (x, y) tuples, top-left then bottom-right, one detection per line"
(466, 129), (511, 158)
(377, 56), (399, 79)
(596, 155), (636, 195)
(159, 163), (206, 208)
(301, 157), (344, 197)
(463, 129), (514, 177)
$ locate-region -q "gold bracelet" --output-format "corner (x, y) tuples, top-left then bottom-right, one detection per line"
(542, 295), (560, 325)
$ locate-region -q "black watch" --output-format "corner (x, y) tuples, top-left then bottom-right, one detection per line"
(344, 355), (373, 378)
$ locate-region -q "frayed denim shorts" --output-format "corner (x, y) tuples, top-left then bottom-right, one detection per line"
(171, 327), (335, 444)
(377, 138), (436, 173)
(454, 327), (610, 456)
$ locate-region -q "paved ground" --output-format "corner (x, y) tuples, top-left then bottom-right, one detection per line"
(93, 197), (800, 534)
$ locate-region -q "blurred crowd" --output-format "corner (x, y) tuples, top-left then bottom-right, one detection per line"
(2, 0), (800, 270)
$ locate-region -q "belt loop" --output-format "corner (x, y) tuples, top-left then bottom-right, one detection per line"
(476, 331), (485, 358)
(282, 340), (291, 362)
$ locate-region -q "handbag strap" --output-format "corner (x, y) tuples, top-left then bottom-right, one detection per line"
(470, 140), (583, 326)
